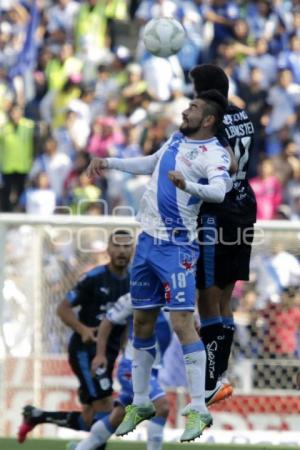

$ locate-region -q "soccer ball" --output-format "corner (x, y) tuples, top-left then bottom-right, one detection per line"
(142, 17), (186, 58)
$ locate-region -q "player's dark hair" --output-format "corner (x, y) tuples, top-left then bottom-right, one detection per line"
(108, 229), (134, 245)
(189, 64), (229, 99)
(197, 89), (228, 131)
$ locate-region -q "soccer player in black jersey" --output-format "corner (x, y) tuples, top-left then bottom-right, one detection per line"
(18, 230), (134, 449)
(190, 64), (257, 405)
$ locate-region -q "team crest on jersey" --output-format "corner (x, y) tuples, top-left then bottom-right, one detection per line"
(198, 145), (208, 153)
(185, 148), (199, 160)
(179, 252), (195, 272)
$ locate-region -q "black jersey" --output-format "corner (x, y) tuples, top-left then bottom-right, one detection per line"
(66, 264), (130, 351)
(200, 103), (257, 225)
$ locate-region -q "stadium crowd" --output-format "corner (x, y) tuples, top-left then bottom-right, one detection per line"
(0, 0), (300, 219)
(1, 0), (300, 394)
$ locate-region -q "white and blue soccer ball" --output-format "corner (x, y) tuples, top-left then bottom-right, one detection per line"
(142, 17), (186, 58)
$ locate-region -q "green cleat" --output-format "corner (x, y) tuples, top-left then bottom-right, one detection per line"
(115, 403), (156, 436)
(180, 410), (213, 442)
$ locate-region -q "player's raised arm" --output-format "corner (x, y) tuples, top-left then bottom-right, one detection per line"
(86, 148), (165, 179)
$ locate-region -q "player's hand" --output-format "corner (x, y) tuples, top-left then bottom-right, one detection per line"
(86, 158), (108, 179)
(80, 326), (98, 344)
(168, 171), (186, 190)
(91, 354), (108, 375)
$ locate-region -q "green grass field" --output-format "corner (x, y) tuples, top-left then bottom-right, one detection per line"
(0, 439), (299, 450)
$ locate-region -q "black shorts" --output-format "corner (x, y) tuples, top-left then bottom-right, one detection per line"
(196, 214), (254, 289)
(68, 333), (118, 404)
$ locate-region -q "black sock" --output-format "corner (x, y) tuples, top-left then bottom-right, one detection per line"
(219, 318), (235, 377)
(95, 446), (106, 450)
(35, 411), (90, 431)
(200, 320), (225, 391)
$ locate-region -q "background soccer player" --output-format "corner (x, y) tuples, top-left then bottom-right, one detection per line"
(18, 230), (134, 450)
(73, 292), (172, 450)
(87, 90), (232, 442)
(190, 64), (257, 404)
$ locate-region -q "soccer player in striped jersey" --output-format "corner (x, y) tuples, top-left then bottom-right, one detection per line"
(87, 90), (232, 442)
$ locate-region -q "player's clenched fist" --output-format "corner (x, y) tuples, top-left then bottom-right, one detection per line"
(86, 158), (108, 178)
(168, 170), (186, 190)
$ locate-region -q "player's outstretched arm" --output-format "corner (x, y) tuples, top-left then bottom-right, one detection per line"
(86, 152), (161, 179)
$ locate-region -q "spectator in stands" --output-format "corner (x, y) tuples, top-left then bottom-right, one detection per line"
(278, 34), (300, 85)
(74, 0), (110, 63)
(29, 135), (72, 202)
(263, 289), (300, 358)
(239, 37), (277, 89)
(45, 42), (82, 92)
(238, 66), (268, 176)
(250, 158), (282, 220)
(46, 0), (80, 43)
(70, 172), (101, 215)
(87, 116), (124, 158)
(19, 172), (56, 215)
(0, 104), (35, 211)
(264, 69), (297, 156)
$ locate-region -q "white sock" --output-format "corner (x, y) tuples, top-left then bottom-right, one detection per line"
(75, 417), (114, 450)
(182, 340), (208, 414)
(132, 335), (156, 405)
(147, 417), (166, 450)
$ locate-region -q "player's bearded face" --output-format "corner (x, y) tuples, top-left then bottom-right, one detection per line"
(179, 113), (204, 136)
(108, 235), (134, 269)
(179, 99), (207, 136)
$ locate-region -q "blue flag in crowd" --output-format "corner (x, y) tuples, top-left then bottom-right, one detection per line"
(8, 0), (40, 80)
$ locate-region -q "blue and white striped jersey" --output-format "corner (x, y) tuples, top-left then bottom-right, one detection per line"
(108, 131), (232, 241)
(137, 132), (231, 240)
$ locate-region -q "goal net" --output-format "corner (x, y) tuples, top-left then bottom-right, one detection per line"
(0, 214), (300, 445)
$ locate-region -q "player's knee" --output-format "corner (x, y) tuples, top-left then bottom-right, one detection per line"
(170, 311), (193, 340)
(134, 312), (155, 337)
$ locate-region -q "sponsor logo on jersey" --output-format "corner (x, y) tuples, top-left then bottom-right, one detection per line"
(185, 148), (199, 160)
